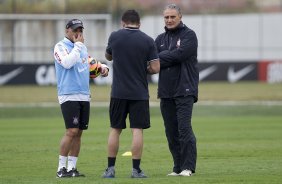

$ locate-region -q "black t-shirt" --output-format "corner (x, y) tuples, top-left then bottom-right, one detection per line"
(106, 28), (158, 100)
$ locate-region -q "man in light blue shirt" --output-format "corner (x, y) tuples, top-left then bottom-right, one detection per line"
(53, 19), (108, 178)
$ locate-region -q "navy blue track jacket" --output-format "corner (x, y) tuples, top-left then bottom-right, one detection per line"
(155, 22), (199, 102)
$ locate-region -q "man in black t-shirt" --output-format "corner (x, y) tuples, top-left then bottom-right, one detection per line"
(102, 10), (160, 179)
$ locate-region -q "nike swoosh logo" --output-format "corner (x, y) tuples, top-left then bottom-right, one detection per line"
(78, 67), (87, 73)
(199, 65), (217, 81)
(0, 67), (24, 85)
(228, 64), (255, 83)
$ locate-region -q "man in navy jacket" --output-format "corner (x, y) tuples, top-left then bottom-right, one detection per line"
(155, 4), (199, 177)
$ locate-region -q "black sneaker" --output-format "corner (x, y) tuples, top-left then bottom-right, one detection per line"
(56, 167), (70, 178)
(68, 168), (85, 177)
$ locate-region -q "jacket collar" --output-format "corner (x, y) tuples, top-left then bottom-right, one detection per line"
(165, 21), (184, 33)
(63, 37), (74, 47)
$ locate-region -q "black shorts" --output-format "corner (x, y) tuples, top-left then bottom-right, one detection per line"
(60, 101), (90, 130)
(109, 98), (150, 129)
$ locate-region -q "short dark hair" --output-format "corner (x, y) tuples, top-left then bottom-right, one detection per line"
(164, 4), (182, 16)
(121, 10), (140, 25)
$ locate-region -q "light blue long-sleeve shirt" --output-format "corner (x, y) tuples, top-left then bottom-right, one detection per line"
(54, 37), (90, 103)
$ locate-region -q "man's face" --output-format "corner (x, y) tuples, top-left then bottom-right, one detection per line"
(163, 8), (182, 30)
(66, 27), (83, 42)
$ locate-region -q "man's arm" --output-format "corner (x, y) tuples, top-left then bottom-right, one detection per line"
(105, 52), (112, 61)
(54, 42), (84, 69)
(54, 34), (85, 69)
(105, 32), (114, 61)
(159, 31), (198, 68)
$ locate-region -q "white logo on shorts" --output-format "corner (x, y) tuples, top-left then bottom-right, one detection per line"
(73, 117), (79, 125)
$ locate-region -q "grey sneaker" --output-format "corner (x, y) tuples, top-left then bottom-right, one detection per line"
(131, 168), (147, 178)
(102, 166), (115, 178)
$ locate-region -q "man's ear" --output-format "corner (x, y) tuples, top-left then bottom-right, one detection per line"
(121, 21), (126, 28)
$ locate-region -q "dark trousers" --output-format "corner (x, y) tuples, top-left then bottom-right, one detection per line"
(160, 96), (197, 173)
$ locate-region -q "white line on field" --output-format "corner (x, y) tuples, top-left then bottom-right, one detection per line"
(1, 101), (282, 108)
(197, 101), (282, 106)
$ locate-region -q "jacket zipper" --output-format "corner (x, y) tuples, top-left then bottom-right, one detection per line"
(168, 34), (173, 50)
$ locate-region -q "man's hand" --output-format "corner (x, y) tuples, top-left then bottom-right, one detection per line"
(147, 59), (160, 74)
(73, 33), (84, 43)
(100, 65), (109, 77)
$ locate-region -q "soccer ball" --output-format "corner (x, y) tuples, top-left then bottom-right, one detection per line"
(88, 57), (101, 78)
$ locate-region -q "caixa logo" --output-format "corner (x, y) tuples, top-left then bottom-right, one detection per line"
(36, 65), (56, 85)
(267, 62), (282, 83)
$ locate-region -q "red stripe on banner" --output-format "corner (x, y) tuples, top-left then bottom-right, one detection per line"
(258, 60), (269, 82)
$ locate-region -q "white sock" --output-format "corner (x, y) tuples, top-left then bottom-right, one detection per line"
(57, 155), (67, 172)
(67, 156), (78, 171)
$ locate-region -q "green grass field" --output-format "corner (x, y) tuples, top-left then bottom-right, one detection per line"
(0, 83), (282, 184)
(1, 82), (282, 104)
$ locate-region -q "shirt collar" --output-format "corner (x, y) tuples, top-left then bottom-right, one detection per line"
(124, 27), (139, 30)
